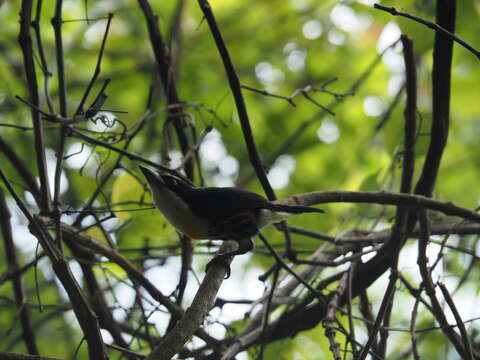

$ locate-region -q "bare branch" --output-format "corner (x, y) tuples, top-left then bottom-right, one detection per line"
(374, 4), (479, 60)
(145, 242), (234, 360)
(275, 190), (480, 223)
(0, 189), (38, 354)
(197, 0), (275, 200)
(18, 0), (52, 213)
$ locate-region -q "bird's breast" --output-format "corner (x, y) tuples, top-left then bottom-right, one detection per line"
(150, 186), (209, 240)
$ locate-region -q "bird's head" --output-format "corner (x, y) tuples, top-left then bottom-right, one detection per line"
(139, 165), (209, 240)
(139, 166), (193, 195)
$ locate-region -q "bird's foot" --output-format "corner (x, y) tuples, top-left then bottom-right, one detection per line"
(206, 255), (232, 279)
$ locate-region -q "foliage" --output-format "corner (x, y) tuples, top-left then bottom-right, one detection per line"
(0, 0), (479, 359)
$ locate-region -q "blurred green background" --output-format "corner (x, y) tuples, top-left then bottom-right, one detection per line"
(0, 0), (479, 358)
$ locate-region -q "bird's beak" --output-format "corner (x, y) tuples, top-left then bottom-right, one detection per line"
(139, 166), (163, 186)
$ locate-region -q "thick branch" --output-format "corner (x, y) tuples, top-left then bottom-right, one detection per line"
(358, 36), (417, 358)
(260, 189), (480, 343)
(275, 191), (480, 223)
(40, 217), (219, 348)
(413, 0), (455, 198)
(146, 242), (234, 360)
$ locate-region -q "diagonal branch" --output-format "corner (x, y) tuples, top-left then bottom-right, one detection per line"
(438, 282), (474, 359)
(74, 13), (113, 116)
(417, 210), (470, 358)
(145, 242), (234, 360)
(0, 135), (41, 205)
(0, 189), (38, 355)
(374, 4), (479, 60)
(0, 169), (108, 360)
(137, 0), (194, 179)
(197, 0), (275, 200)
(39, 217), (220, 348)
(197, 0), (300, 260)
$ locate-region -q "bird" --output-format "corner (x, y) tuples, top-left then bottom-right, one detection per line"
(139, 165), (324, 277)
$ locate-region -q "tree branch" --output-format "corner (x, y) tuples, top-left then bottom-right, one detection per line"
(0, 351), (61, 360)
(417, 210), (471, 358)
(0, 189), (38, 354)
(145, 242), (234, 360)
(374, 4), (479, 60)
(275, 190), (480, 223)
(0, 169), (108, 360)
(18, 0), (51, 213)
(137, 0), (194, 179)
(197, 0), (275, 200)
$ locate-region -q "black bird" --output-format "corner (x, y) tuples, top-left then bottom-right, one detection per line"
(140, 166), (324, 276)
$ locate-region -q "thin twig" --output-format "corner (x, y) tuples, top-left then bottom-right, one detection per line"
(0, 190), (38, 354)
(417, 209), (469, 358)
(357, 253), (398, 360)
(241, 84), (296, 107)
(138, 0), (194, 179)
(197, 0), (275, 200)
(438, 282), (474, 360)
(74, 13), (113, 115)
(346, 261), (359, 357)
(236, 39), (401, 188)
(257, 233), (328, 304)
(324, 271), (349, 360)
(32, 0), (54, 114)
(242, 79), (350, 112)
(18, 0), (52, 213)
(258, 265), (280, 360)
(374, 4), (479, 60)
(67, 126), (186, 178)
(409, 286), (421, 360)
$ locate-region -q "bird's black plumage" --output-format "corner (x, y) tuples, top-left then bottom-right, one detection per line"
(140, 166), (324, 277)
(159, 174), (323, 223)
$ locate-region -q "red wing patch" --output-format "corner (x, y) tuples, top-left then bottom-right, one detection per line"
(223, 210), (255, 223)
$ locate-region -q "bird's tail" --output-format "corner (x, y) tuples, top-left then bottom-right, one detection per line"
(269, 204), (325, 214)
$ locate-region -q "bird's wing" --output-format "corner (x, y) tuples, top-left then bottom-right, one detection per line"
(180, 187), (270, 223)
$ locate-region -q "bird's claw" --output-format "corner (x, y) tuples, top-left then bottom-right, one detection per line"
(206, 256), (231, 279)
